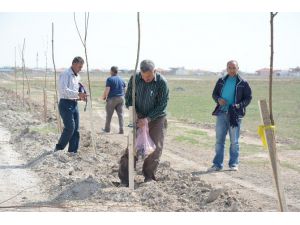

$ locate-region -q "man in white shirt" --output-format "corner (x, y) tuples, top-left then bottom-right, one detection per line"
(54, 56), (88, 154)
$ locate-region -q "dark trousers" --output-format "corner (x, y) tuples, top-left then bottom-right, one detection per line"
(104, 96), (124, 132)
(56, 99), (80, 153)
(118, 116), (167, 184)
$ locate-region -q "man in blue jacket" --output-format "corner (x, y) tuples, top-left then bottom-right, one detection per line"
(208, 60), (252, 172)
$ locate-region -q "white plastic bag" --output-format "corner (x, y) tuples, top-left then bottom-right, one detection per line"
(135, 118), (156, 159)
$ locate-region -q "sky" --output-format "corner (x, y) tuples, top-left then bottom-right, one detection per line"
(0, 12), (299, 73)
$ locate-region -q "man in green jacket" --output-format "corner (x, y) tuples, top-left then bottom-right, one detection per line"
(118, 60), (169, 186)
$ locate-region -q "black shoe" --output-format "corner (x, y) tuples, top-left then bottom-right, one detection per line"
(119, 181), (129, 187)
(54, 147), (62, 152)
(119, 130), (124, 134)
(101, 128), (110, 133)
(144, 177), (156, 183)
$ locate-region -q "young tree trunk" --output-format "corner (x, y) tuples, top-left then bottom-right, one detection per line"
(14, 47), (18, 99)
(21, 39), (31, 110)
(19, 45), (25, 106)
(52, 23), (62, 133)
(129, 12), (141, 190)
(74, 12), (96, 156)
(44, 42), (48, 89)
(269, 12), (278, 125)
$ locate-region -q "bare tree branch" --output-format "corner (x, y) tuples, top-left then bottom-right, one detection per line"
(73, 13), (85, 47)
(73, 12), (92, 104)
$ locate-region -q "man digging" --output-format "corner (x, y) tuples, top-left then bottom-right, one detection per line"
(118, 60), (169, 186)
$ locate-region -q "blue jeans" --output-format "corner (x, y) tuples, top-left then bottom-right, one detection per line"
(212, 112), (241, 169)
(56, 99), (80, 153)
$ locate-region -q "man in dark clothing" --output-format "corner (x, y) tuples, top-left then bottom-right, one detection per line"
(102, 66), (126, 134)
(118, 59), (169, 185)
(208, 60), (252, 172)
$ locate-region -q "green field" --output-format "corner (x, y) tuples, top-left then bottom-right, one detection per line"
(1, 72), (300, 150)
(166, 76), (300, 150)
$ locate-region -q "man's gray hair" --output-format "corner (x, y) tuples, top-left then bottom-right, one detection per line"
(227, 60), (238, 67)
(140, 60), (155, 72)
(72, 56), (84, 65)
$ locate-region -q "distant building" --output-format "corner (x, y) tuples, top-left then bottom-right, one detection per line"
(289, 67), (300, 77)
(169, 67), (188, 75)
(0, 67), (14, 73)
(255, 68), (281, 76)
(275, 70), (289, 76)
(193, 69), (214, 76)
(156, 68), (169, 75)
(90, 69), (102, 73)
(256, 67), (300, 77)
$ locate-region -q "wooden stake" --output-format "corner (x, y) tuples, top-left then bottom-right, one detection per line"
(129, 12), (141, 190)
(258, 99), (288, 211)
(128, 107), (134, 189)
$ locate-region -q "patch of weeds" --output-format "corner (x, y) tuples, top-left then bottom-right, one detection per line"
(175, 135), (199, 145)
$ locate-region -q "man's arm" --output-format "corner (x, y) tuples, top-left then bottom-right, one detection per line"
(239, 81), (252, 108)
(123, 80), (127, 95)
(125, 76), (133, 108)
(212, 78), (221, 104)
(212, 78), (226, 105)
(102, 87), (110, 100)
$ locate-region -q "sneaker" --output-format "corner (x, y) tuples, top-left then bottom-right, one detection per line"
(119, 130), (124, 134)
(207, 165), (223, 172)
(229, 165), (239, 171)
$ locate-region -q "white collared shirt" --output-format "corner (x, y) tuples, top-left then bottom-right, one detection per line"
(58, 67), (80, 99)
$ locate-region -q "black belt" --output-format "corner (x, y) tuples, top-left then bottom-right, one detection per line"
(60, 98), (78, 102)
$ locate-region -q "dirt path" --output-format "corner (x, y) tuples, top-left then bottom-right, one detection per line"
(0, 123), (55, 211)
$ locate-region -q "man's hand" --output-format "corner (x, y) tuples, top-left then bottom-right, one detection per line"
(218, 98), (227, 106)
(233, 103), (240, 109)
(137, 119), (146, 128)
(102, 95), (107, 101)
(78, 92), (88, 101)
